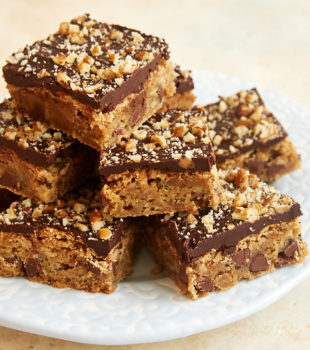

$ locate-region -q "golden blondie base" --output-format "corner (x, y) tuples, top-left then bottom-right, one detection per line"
(0, 147), (97, 203)
(147, 218), (307, 299)
(218, 138), (301, 183)
(158, 90), (196, 113)
(7, 60), (176, 150)
(101, 166), (222, 217)
(0, 225), (139, 294)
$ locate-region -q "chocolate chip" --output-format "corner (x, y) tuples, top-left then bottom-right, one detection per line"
(266, 164), (284, 178)
(157, 85), (164, 102)
(100, 190), (108, 208)
(249, 254), (269, 273)
(247, 159), (266, 174)
(178, 264), (188, 285)
(86, 261), (101, 276)
(231, 248), (250, 268)
(130, 91), (146, 127)
(112, 261), (119, 276)
(24, 258), (40, 277)
(277, 240), (298, 265)
(282, 240), (298, 258)
(222, 246), (236, 256)
(195, 277), (214, 293)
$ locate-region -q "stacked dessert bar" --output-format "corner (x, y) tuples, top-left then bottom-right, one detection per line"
(0, 14), (307, 299)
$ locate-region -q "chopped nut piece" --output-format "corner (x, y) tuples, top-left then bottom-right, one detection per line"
(213, 134), (223, 146)
(91, 44), (102, 57)
(187, 214), (196, 224)
(151, 135), (168, 148)
(201, 212), (215, 233)
(52, 54), (67, 66)
(56, 71), (71, 87)
(218, 100), (227, 113)
(73, 202), (87, 213)
(74, 222), (88, 232)
(99, 227), (112, 239)
(183, 132), (195, 143)
(125, 139), (137, 152)
(133, 129), (147, 141)
(234, 125), (248, 138)
(128, 154), (142, 163)
(89, 209), (105, 231)
(173, 123), (188, 137)
(59, 22), (69, 35)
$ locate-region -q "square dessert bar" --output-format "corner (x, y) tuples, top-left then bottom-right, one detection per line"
(145, 168), (308, 299)
(159, 65), (196, 112)
(0, 99), (97, 203)
(100, 108), (222, 217)
(206, 89), (300, 182)
(3, 14), (176, 150)
(0, 181), (140, 294)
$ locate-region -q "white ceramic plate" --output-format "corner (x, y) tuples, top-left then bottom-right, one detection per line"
(0, 70), (309, 345)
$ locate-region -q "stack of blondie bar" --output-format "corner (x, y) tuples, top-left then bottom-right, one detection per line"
(0, 14), (307, 299)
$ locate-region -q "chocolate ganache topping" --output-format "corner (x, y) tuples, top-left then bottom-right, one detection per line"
(154, 168), (301, 263)
(205, 88), (287, 162)
(0, 98), (88, 167)
(0, 181), (128, 258)
(3, 14), (170, 112)
(100, 108), (216, 176)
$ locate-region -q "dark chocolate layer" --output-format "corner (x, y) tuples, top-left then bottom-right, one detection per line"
(0, 189), (19, 211)
(3, 14), (169, 113)
(100, 108), (215, 176)
(100, 143), (215, 177)
(158, 203), (301, 263)
(0, 181), (125, 258)
(0, 99), (97, 167)
(0, 134), (92, 168)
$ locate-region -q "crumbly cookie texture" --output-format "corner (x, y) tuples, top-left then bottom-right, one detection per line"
(145, 168), (308, 299)
(100, 108), (222, 217)
(3, 14), (176, 149)
(205, 88), (300, 182)
(0, 181), (140, 293)
(0, 98), (97, 202)
(159, 65), (195, 112)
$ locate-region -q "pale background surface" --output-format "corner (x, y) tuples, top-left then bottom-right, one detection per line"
(0, 0), (310, 349)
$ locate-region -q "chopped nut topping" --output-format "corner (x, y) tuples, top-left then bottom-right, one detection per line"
(100, 108), (213, 171)
(205, 89), (286, 161)
(5, 14), (168, 105)
(0, 99), (74, 157)
(0, 181), (121, 246)
(162, 168), (297, 246)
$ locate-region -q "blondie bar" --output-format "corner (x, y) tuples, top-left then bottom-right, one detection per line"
(206, 89), (300, 182)
(100, 108), (222, 217)
(3, 14), (176, 149)
(146, 168), (307, 299)
(0, 99), (97, 202)
(0, 181), (140, 293)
